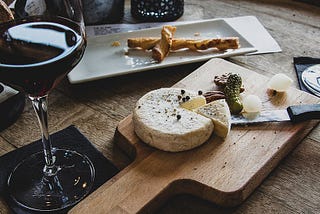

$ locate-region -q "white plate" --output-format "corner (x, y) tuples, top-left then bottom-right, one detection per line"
(68, 19), (257, 84)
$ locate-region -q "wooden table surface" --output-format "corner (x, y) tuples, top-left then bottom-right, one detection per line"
(1, 0), (320, 213)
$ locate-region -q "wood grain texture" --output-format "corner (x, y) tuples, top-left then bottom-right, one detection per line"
(1, 0), (320, 213)
(69, 59), (320, 213)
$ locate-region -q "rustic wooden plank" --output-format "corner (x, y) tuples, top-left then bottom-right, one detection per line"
(207, 0), (320, 80)
(224, 0), (320, 27)
(257, 139), (320, 213)
(0, 197), (11, 214)
(307, 121), (320, 142)
(1, 0), (319, 213)
(0, 136), (15, 156)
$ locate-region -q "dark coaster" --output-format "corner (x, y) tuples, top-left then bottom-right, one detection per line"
(0, 125), (119, 214)
(293, 57), (320, 94)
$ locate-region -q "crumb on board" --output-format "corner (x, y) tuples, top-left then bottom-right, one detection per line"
(194, 32), (200, 36)
(112, 41), (121, 47)
(123, 48), (129, 55)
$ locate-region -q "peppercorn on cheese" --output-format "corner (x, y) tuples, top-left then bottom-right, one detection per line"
(195, 99), (231, 138)
(133, 88), (214, 152)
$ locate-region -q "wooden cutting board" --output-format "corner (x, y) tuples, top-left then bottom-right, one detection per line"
(70, 58), (319, 214)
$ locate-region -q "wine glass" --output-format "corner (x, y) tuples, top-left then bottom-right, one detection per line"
(0, 0), (95, 212)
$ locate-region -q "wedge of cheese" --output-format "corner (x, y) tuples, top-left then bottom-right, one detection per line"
(195, 99), (231, 139)
(180, 95), (206, 110)
(133, 88), (214, 152)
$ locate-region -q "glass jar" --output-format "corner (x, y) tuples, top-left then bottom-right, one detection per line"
(15, 0), (125, 25)
(82, 0), (125, 25)
(131, 0), (184, 22)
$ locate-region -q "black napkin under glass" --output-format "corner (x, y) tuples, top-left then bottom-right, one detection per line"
(0, 125), (119, 214)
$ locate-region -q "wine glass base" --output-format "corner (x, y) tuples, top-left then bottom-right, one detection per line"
(7, 148), (95, 212)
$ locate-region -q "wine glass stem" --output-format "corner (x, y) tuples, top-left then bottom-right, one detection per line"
(30, 95), (59, 177)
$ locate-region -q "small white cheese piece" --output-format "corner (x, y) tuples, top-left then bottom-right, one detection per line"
(133, 88), (214, 152)
(268, 73), (293, 92)
(242, 94), (262, 113)
(180, 95), (206, 110)
(195, 99), (231, 139)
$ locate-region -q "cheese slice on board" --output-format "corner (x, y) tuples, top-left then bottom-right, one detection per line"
(195, 99), (231, 138)
(180, 95), (206, 110)
(133, 88), (214, 152)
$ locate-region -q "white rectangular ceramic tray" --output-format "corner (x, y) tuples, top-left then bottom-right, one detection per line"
(68, 19), (257, 84)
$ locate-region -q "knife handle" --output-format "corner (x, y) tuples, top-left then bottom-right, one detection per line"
(287, 104), (320, 123)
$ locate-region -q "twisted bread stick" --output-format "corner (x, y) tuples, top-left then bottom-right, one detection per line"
(152, 26), (176, 62)
(172, 37), (240, 51)
(127, 37), (159, 50)
(128, 37), (240, 51)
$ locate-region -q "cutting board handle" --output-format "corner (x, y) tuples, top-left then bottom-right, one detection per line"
(70, 156), (178, 213)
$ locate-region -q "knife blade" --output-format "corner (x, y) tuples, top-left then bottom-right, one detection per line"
(231, 103), (320, 125)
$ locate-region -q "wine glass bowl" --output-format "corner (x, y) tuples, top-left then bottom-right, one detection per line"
(0, 16), (85, 97)
(0, 0), (95, 211)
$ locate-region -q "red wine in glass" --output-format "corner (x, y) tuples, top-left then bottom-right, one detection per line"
(0, 15), (95, 212)
(0, 16), (85, 97)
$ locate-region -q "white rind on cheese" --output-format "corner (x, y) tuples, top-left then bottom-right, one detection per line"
(195, 99), (231, 138)
(133, 88), (214, 152)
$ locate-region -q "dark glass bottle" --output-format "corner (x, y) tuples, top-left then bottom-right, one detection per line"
(14, 0), (125, 26)
(82, 0), (125, 25)
(131, 0), (184, 22)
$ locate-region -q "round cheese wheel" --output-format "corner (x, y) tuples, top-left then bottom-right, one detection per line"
(133, 88), (214, 152)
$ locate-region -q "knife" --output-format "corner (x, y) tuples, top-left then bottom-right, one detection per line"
(231, 103), (320, 125)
